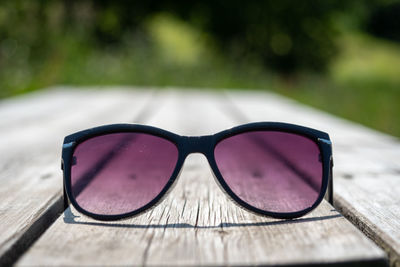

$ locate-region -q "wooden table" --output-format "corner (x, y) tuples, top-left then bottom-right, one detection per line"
(1, 87), (399, 266)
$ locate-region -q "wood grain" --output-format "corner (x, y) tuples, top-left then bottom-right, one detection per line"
(225, 90), (400, 267)
(0, 87), (154, 266)
(16, 89), (386, 266)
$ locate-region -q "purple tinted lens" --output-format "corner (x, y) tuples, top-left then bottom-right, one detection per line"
(70, 133), (178, 216)
(214, 131), (323, 213)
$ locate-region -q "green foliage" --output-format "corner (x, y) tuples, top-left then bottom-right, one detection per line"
(0, 1), (400, 138)
(179, 0), (342, 73)
(0, 0), (363, 76)
(330, 34), (400, 87)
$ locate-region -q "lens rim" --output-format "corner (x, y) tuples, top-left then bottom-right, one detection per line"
(62, 124), (185, 221)
(62, 122), (332, 221)
(209, 122), (331, 219)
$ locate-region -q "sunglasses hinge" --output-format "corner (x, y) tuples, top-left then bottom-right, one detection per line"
(63, 141), (76, 149)
(318, 138), (332, 146)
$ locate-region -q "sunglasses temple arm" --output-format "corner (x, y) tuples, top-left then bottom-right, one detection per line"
(61, 159), (70, 210)
(327, 159), (334, 205)
(63, 179), (70, 210)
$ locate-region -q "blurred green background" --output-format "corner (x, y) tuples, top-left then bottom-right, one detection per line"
(1, 1), (400, 136)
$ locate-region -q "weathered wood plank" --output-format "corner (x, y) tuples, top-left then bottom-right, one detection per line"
(0, 88), (154, 266)
(17, 89), (386, 266)
(225, 90), (400, 267)
(0, 87), (85, 128)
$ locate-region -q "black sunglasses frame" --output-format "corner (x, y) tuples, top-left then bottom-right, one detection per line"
(61, 122), (333, 221)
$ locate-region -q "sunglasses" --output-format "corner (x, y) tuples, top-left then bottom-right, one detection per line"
(61, 122), (333, 221)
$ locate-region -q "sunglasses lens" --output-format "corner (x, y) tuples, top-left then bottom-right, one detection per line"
(214, 131), (323, 213)
(70, 133), (178, 216)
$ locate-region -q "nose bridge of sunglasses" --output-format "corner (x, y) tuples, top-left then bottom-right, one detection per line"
(182, 135), (214, 155)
